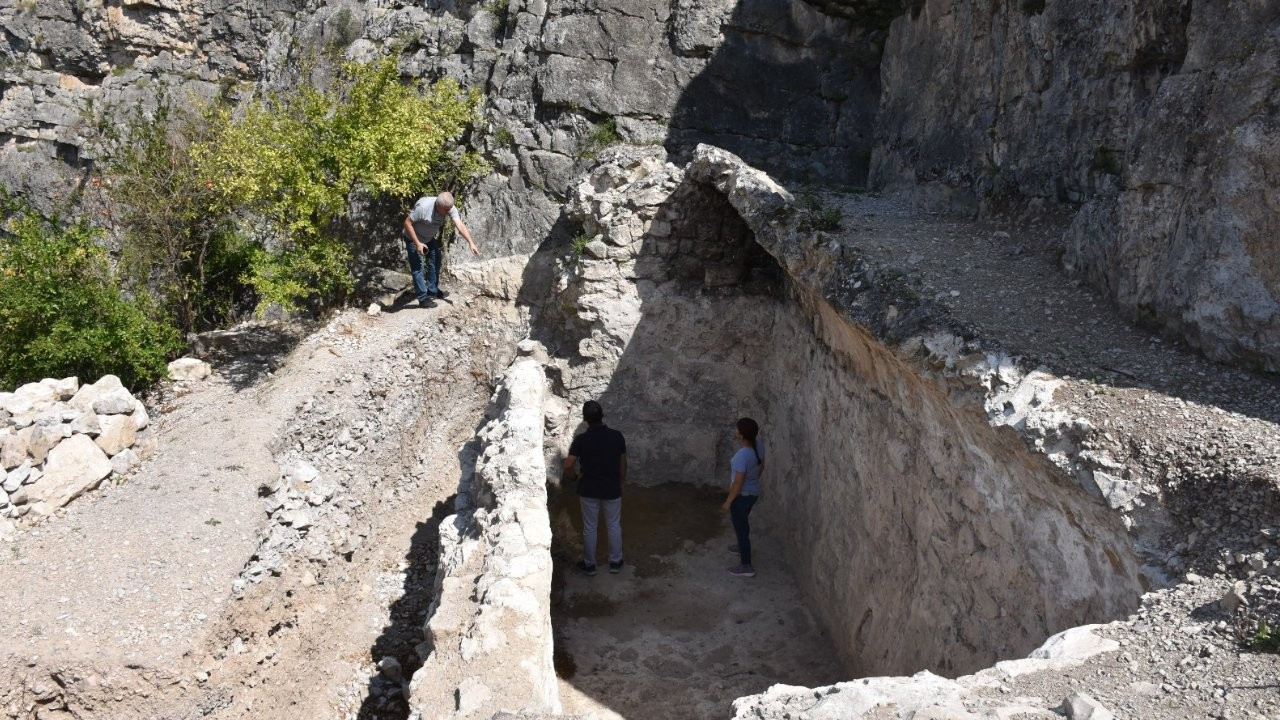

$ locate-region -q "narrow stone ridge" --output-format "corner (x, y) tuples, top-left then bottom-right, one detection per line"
(409, 352), (558, 719)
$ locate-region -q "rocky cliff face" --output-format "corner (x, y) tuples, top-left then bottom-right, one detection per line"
(872, 0), (1280, 371)
(2, 0), (1277, 371)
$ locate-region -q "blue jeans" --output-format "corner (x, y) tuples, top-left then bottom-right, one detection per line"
(730, 495), (757, 566)
(404, 234), (441, 303)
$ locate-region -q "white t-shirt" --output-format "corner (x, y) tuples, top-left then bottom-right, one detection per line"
(406, 196), (461, 242)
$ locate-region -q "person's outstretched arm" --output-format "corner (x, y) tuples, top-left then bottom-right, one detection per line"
(454, 217), (480, 256)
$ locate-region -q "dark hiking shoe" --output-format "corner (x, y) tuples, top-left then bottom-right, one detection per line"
(608, 559), (624, 574)
(576, 560), (597, 576)
(429, 289), (450, 299)
(727, 564), (756, 577)
(417, 298), (437, 309)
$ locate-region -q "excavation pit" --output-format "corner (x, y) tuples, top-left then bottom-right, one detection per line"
(550, 483), (846, 719)
(527, 147), (1146, 717)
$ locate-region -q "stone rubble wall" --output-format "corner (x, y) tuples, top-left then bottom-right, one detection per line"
(554, 144), (1142, 681)
(0, 374), (155, 535)
(408, 353), (559, 720)
(731, 624), (1120, 719)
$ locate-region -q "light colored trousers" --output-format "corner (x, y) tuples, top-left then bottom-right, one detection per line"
(580, 497), (623, 565)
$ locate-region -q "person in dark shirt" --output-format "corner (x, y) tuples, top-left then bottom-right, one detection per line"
(562, 400), (627, 576)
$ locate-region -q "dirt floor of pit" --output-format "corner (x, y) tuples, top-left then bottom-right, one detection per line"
(548, 482), (846, 720)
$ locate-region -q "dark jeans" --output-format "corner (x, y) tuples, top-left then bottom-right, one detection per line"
(404, 235), (442, 302)
(730, 494), (758, 566)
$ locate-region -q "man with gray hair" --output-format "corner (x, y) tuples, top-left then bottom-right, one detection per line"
(402, 190), (480, 308)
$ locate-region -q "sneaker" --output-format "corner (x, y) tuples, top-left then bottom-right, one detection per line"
(428, 289), (450, 300)
(576, 560), (597, 576)
(727, 544), (739, 554)
(417, 298), (437, 309)
(727, 564), (756, 578)
(608, 559), (624, 574)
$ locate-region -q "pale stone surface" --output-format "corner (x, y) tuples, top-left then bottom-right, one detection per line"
(27, 433), (112, 510)
(92, 388), (136, 415)
(95, 415), (139, 457)
(109, 448), (140, 476)
(408, 357), (557, 719)
(70, 375), (124, 413)
(168, 357), (212, 381)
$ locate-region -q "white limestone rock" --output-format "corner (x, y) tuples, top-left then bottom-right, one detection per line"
(95, 415), (138, 456)
(70, 375), (125, 413)
(92, 388), (137, 415)
(25, 425), (61, 464)
(131, 400), (150, 431)
(0, 434), (26, 470)
(43, 376), (79, 400)
(3, 381), (58, 415)
(70, 412), (101, 436)
(168, 357), (212, 381)
(110, 448), (141, 476)
(1060, 692), (1115, 720)
(27, 433), (112, 510)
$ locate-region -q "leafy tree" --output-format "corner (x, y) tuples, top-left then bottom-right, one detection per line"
(104, 97), (253, 335)
(0, 193), (181, 390)
(194, 57), (487, 311)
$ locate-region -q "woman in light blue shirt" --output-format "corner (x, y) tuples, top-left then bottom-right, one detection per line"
(722, 417), (764, 577)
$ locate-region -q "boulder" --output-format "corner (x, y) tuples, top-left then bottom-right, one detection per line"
(133, 429), (158, 460)
(1, 433), (29, 470)
(92, 388), (137, 415)
(25, 425), (62, 464)
(42, 376), (79, 400)
(95, 415), (138, 456)
(3, 382), (58, 415)
(70, 412), (101, 436)
(168, 357), (212, 381)
(8, 486), (27, 506)
(131, 400), (150, 431)
(3, 462), (32, 492)
(27, 433), (112, 509)
(70, 375), (125, 412)
(110, 448), (140, 476)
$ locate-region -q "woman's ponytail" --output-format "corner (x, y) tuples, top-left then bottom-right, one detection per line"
(737, 417), (760, 463)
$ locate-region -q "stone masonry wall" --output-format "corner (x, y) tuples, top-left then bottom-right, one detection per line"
(407, 353), (559, 720)
(551, 144), (1142, 676)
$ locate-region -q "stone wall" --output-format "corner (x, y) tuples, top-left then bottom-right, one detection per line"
(0, 374), (155, 535)
(872, 0), (1280, 371)
(549, 144), (1141, 677)
(407, 353), (559, 719)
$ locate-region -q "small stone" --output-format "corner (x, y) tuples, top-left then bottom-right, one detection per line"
(1221, 584), (1248, 614)
(168, 358), (212, 382)
(1060, 691), (1115, 720)
(110, 448), (140, 476)
(280, 509), (312, 529)
(378, 656), (402, 682)
(367, 303), (382, 316)
(131, 401), (150, 431)
(3, 462), (32, 492)
(300, 570), (318, 588)
(70, 413), (101, 436)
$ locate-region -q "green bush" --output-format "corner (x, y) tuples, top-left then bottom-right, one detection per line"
(0, 193), (181, 390)
(105, 97), (253, 335)
(193, 56), (487, 311)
